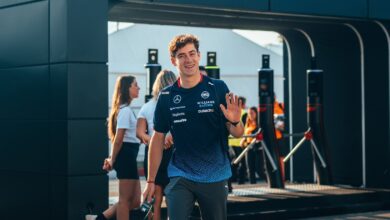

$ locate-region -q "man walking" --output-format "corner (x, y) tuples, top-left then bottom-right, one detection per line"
(143, 34), (244, 220)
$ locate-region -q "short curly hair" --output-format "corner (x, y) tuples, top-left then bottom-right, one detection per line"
(168, 34), (199, 57)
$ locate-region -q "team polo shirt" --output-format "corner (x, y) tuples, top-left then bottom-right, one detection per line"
(154, 76), (232, 183)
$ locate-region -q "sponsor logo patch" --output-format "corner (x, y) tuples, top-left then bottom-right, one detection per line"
(198, 109), (214, 113)
(173, 95), (181, 104)
(170, 106), (186, 111)
(172, 112), (185, 117)
(173, 118), (187, 124)
(197, 100), (215, 108)
(201, 91), (210, 99)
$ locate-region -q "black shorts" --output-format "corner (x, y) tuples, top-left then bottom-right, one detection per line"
(114, 142), (140, 179)
(144, 145), (173, 188)
(156, 147), (173, 187)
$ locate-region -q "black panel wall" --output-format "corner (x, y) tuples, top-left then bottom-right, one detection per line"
(0, 2), (50, 219)
(307, 24), (363, 186)
(381, 21), (390, 189)
(352, 21), (390, 188)
(0, 0), (108, 219)
(270, 0), (367, 18)
(0, 1), (48, 68)
(369, 0), (390, 20)
(50, 0), (107, 63)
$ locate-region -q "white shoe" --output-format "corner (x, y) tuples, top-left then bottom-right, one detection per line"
(85, 214), (98, 220)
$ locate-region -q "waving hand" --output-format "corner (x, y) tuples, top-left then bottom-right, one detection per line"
(219, 93), (242, 124)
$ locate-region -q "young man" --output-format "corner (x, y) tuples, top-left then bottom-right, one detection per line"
(143, 34), (244, 220)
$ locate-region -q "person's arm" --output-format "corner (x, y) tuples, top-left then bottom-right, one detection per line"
(164, 132), (174, 149)
(226, 121), (244, 138)
(220, 93), (244, 138)
(103, 129), (125, 171)
(110, 129), (125, 163)
(136, 118), (151, 145)
(104, 107), (131, 171)
(143, 131), (165, 202)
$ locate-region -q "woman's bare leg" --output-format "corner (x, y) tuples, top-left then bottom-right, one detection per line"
(116, 179), (141, 220)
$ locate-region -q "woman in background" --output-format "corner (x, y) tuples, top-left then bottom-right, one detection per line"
(87, 75), (141, 220)
(137, 70), (177, 220)
(240, 106), (265, 184)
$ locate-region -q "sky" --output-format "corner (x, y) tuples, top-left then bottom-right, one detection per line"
(107, 22), (281, 47)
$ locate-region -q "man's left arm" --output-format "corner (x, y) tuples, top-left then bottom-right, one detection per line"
(220, 93), (244, 138)
(226, 121), (244, 138)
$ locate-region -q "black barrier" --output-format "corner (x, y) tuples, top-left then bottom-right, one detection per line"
(283, 58), (332, 185)
(307, 58), (333, 184)
(205, 52), (220, 79)
(144, 49), (162, 102)
(258, 55), (284, 188)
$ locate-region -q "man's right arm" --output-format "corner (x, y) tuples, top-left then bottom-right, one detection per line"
(143, 87), (170, 202)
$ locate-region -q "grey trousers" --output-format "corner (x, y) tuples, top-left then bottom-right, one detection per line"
(164, 177), (229, 220)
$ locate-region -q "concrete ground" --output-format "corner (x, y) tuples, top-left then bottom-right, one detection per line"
(108, 177), (390, 219)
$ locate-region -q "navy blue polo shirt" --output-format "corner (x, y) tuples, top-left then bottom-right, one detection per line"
(154, 75), (232, 183)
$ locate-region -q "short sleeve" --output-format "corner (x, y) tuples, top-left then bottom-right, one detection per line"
(137, 104), (147, 119)
(153, 92), (170, 133)
(218, 80), (230, 107)
(215, 80), (230, 122)
(117, 107), (131, 129)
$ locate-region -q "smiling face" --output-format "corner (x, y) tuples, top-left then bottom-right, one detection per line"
(129, 79), (140, 99)
(171, 43), (201, 78)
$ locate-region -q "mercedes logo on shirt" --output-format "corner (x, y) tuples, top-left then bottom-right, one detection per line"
(173, 95), (182, 104)
(201, 91), (210, 99)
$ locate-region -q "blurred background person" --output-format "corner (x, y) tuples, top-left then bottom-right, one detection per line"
(137, 70), (177, 220)
(274, 95), (286, 182)
(229, 96), (248, 185)
(199, 65), (208, 76)
(240, 106), (265, 184)
(87, 75), (141, 220)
